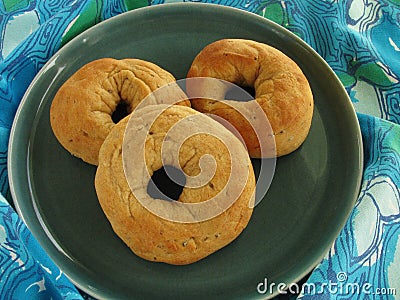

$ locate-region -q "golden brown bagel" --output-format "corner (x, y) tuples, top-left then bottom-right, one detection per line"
(50, 58), (190, 165)
(187, 39), (314, 158)
(95, 105), (256, 265)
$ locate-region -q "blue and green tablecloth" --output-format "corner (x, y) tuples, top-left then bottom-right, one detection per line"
(0, 0), (399, 299)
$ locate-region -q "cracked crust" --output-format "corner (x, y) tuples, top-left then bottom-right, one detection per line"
(187, 39), (314, 157)
(50, 58), (190, 165)
(95, 105), (256, 265)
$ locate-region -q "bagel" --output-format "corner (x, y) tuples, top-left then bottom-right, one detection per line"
(187, 39), (314, 158)
(50, 58), (190, 165)
(95, 104), (256, 265)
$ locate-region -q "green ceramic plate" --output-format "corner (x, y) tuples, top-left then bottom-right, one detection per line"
(8, 3), (363, 299)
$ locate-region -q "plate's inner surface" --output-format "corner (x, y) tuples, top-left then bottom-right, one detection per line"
(11, 4), (362, 299)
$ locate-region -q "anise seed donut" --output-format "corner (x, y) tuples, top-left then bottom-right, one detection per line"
(187, 39), (314, 158)
(95, 105), (256, 265)
(50, 58), (190, 165)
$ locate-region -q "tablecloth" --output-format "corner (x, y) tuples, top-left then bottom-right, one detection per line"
(0, 0), (399, 299)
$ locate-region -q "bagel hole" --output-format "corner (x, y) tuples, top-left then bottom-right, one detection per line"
(147, 165), (186, 201)
(111, 100), (130, 123)
(225, 86), (255, 102)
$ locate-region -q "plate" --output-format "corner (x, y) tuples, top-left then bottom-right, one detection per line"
(8, 3), (363, 299)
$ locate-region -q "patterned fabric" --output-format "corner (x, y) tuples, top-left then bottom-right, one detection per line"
(0, 0), (399, 299)
(0, 194), (82, 299)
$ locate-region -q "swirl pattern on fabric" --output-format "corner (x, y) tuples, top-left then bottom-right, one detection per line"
(257, 0), (400, 124)
(0, 194), (82, 299)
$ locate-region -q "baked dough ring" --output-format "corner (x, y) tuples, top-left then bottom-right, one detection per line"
(50, 58), (190, 165)
(95, 105), (255, 265)
(187, 39), (314, 157)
